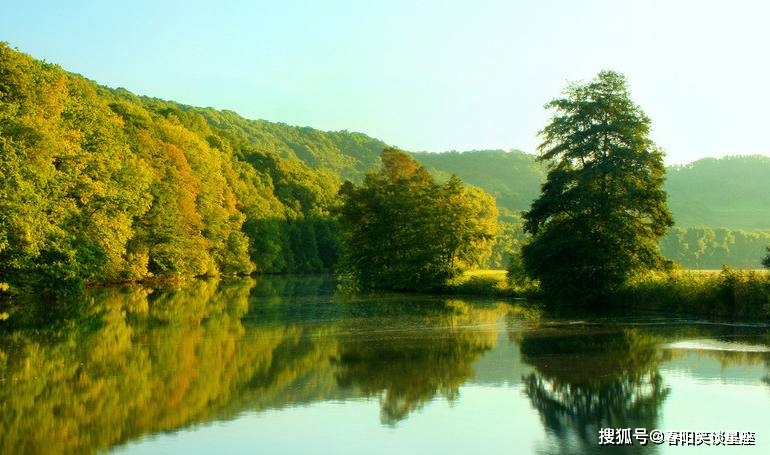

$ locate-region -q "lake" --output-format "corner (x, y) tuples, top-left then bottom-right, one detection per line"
(1, 276), (768, 454)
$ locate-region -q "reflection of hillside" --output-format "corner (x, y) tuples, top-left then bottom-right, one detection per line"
(334, 299), (508, 425)
(0, 280), (515, 453)
(245, 275), (343, 325)
(0, 279), (343, 454)
(519, 328), (670, 454)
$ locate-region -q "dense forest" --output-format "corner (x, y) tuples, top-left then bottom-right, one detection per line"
(0, 43), (369, 293)
(1, 44), (769, 296)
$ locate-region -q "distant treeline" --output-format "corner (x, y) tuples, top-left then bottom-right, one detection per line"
(660, 227), (770, 269)
(483, 223), (770, 270)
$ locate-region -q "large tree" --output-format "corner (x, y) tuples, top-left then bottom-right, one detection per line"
(522, 71), (673, 301)
(338, 148), (497, 291)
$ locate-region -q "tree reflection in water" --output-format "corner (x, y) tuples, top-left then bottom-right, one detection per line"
(0, 279), (341, 454)
(0, 279), (513, 453)
(519, 328), (671, 454)
(334, 299), (509, 425)
(4, 278), (767, 454)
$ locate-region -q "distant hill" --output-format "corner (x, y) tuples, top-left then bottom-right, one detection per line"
(665, 155), (770, 230)
(410, 150), (546, 220)
(406, 152), (770, 232)
(406, 152), (770, 268)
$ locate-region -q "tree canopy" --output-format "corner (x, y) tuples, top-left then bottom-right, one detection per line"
(0, 44), (350, 294)
(521, 70), (673, 300)
(337, 149), (497, 291)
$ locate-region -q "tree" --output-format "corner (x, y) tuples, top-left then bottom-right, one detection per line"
(763, 247), (770, 268)
(522, 71), (673, 301)
(337, 148), (497, 291)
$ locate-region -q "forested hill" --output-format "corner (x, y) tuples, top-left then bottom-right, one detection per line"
(407, 152), (770, 269)
(179, 106), (386, 182)
(411, 150), (546, 220)
(1, 43), (379, 291)
(408, 152), (770, 268)
(2, 43), (770, 292)
(665, 156), (770, 230)
(410, 151), (770, 231)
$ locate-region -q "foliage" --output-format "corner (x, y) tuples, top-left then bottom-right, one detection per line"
(337, 149), (497, 291)
(522, 70), (673, 301)
(660, 226), (770, 269)
(616, 268), (770, 319)
(666, 155), (770, 230)
(0, 278), (511, 451)
(412, 149), (546, 218)
(4, 43), (770, 299)
(409, 152), (770, 269)
(0, 44), (358, 294)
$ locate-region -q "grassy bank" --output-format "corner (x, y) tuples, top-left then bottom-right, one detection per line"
(615, 267), (770, 319)
(442, 269), (534, 298)
(445, 268), (770, 320)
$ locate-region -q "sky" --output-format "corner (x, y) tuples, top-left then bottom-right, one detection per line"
(2, 0), (769, 165)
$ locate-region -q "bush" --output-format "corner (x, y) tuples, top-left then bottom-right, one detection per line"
(616, 267), (770, 319)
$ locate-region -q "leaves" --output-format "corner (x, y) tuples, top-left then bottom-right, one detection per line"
(0, 44), (349, 293)
(338, 149), (497, 291)
(523, 71), (673, 301)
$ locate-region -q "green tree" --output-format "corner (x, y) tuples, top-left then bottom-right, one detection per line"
(522, 71), (673, 301)
(338, 149), (497, 291)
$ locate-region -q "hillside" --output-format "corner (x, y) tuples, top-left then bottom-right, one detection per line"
(411, 150), (546, 220)
(665, 156), (770, 230)
(407, 152), (770, 268)
(177, 105), (387, 182)
(2, 43), (769, 291)
(1, 44), (381, 291)
(409, 152), (770, 232)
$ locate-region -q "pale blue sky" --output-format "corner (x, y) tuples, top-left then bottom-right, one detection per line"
(2, 0), (769, 164)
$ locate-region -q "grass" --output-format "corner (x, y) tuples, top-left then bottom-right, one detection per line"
(445, 267), (770, 321)
(616, 267), (770, 319)
(443, 269), (526, 297)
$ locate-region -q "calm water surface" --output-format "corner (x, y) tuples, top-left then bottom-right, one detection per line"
(1, 276), (769, 454)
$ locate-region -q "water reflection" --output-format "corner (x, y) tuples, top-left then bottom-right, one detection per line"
(518, 328), (670, 453)
(0, 278), (513, 453)
(1, 277), (769, 454)
(334, 299), (507, 424)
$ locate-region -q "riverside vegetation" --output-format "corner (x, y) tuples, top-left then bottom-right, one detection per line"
(1, 44), (770, 321)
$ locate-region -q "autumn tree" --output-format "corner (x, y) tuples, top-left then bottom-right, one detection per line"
(522, 71), (673, 301)
(338, 148), (497, 291)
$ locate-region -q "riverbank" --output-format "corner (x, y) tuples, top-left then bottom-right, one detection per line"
(4, 268), (770, 325)
(615, 267), (770, 319)
(444, 268), (770, 320)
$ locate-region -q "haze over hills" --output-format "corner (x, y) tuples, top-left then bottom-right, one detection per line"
(665, 156), (770, 230)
